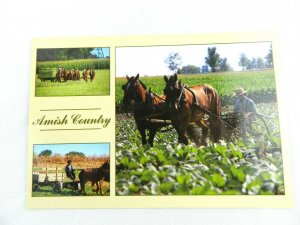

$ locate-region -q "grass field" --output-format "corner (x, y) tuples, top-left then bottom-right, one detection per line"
(35, 69), (110, 97)
(116, 69), (277, 107)
(32, 169), (110, 197)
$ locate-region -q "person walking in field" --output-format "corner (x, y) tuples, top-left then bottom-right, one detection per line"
(233, 87), (257, 136)
(65, 160), (76, 182)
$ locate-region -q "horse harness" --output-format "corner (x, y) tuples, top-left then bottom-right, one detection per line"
(177, 84), (214, 118)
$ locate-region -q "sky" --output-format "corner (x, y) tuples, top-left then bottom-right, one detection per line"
(116, 42), (272, 77)
(33, 143), (109, 157)
(91, 47), (110, 58)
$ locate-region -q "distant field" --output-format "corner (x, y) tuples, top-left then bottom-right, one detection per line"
(116, 69), (277, 107)
(36, 58), (110, 71)
(35, 69), (110, 97)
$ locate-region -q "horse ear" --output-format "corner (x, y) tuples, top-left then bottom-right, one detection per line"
(134, 73), (139, 80)
(126, 75), (129, 80)
(149, 87), (152, 92)
(174, 74), (178, 81)
(164, 75), (169, 83)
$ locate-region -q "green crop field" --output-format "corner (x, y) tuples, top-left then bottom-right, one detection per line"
(36, 58), (110, 72)
(116, 103), (284, 195)
(116, 69), (277, 107)
(35, 69), (110, 97)
(115, 69), (284, 196)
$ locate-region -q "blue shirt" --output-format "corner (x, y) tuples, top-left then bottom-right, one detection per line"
(234, 96), (257, 113)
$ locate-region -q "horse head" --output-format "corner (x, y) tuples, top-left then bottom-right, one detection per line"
(163, 74), (184, 111)
(122, 73), (147, 109)
(99, 160), (110, 181)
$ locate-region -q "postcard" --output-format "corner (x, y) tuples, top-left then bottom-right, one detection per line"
(27, 33), (293, 208)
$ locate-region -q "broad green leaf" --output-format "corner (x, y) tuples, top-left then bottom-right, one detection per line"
(212, 173), (226, 188)
(230, 165), (246, 183)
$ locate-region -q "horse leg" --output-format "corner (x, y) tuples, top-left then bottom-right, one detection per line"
(177, 123), (189, 145)
(80, 181), (86, 195)
(95, 181), (100, 194)
(187, 125), (201, 146)
(210, 117), (221, 142)
(196, 120), (208, 146)
(148, 128), (158, 147)
(99, 179), (104, 195)
(137, 125), (147, 145)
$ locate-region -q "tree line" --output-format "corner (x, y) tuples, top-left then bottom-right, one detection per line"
(37, 48), (99, 62)
(36, 149), (85, 157)
(165, 46), (273, 74)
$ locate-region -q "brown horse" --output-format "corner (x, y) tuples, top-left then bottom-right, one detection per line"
(122, 74), (172, 147)
(82, 69), (89, 82)
(163, 74), (222, 146)
(78, 160), (110, 195)
(89, 69), (95, 82)
(56, 67), (63, 82)
(74, 69), (80, 80)
(122, 74), (199, 146)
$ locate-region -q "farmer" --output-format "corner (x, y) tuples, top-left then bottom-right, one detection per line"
(233, 87), (257, 136)
(65, 160), (76, 182)
(233, 87), (257, 113)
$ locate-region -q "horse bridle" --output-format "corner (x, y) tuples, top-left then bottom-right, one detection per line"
(123, 80), (155, 118)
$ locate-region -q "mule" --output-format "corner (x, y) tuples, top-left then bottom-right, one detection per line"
(78, 160), (110, 195)
(163, 74), (222, 146)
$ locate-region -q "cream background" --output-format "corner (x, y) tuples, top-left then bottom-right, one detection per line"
(1, 0), (300, 224)
(27, 33), (292, 209)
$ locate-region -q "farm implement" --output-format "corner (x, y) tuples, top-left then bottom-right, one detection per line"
(32, 166), (80, 193)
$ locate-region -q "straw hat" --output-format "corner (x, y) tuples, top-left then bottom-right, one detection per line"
(235, 87), (247, 96)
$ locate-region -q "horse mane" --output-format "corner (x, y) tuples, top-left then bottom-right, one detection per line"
(137, 79), (147, 90)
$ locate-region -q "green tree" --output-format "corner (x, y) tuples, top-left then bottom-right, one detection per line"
(256, 57), (265, 69)
(205, 47), (220, 72)
(164, 52), (182, 73)
(265, 46), (273, 68)
(38, 149), (52, 157)
(66, 151), (85, 157)
(219, 57), (231, 72)
(180, 65), (201, 74)
(238, 53), (250, 70)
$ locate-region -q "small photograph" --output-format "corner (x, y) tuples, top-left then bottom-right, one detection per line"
(115, 43), (285, 196)
(32, 143), (110, 197)
(35, 47), (110, 97)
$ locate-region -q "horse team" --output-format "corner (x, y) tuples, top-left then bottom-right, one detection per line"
(55, 68), (96, 82)
(121, 73), (222, 147)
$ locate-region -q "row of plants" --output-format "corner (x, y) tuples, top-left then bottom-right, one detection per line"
(115, 69), (277, 110)
(115, 103), (284, 195)
(36, 58), (110, 72)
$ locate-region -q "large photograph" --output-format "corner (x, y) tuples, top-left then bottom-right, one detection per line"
(35, 47), (110, 97)
(115, 42), (284, 196)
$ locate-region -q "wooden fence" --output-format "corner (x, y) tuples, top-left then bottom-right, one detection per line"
(32, 166), (65, 183)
